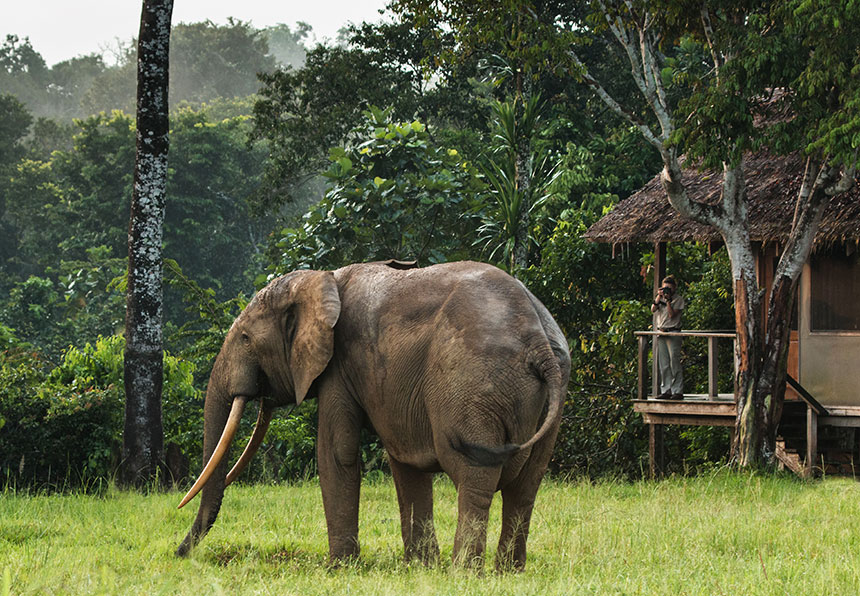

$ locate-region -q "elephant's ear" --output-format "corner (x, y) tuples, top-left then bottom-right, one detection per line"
(291, 271), (341, 404)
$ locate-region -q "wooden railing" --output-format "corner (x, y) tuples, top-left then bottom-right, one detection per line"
(635, 330), (737, 401)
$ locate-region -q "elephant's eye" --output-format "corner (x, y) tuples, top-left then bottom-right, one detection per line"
(241, 333), (251, 346)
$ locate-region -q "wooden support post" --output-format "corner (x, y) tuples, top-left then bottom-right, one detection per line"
(638, 334), (648, 400)
(649, 424), (664, 479)
(855, 428), (860, 473)
(708, 335), (718, 400)
(806, 407), (818, 478)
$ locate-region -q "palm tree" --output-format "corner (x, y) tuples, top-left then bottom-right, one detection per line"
(476, 95), (559, 273)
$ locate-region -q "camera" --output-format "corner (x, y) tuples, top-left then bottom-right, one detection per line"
(660, 285), (673, 296)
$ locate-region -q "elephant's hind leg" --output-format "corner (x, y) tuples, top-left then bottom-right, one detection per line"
(496, 482), (536, 572)
(389, 457), (439, 565)
(496, 432), (558, 572)
(451, 465), (503, 570)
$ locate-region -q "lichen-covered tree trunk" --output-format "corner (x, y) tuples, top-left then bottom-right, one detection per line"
(511, 72), (532, 273)
(663, 161), (770, 467)
(730, 269), (764, 466)
(702, 198), (767, 467)
(512, 137), (532, 271)
(760, 274), (796, 451)
(759, 158), (836, 455)
(121, 0), (174, 487)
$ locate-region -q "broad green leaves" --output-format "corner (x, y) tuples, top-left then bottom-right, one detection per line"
(269, 108), (485, 274)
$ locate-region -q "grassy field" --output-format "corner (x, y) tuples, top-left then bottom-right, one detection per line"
(2, 470), (860, 595)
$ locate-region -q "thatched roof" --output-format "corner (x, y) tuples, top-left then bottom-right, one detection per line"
(583, 152), (860, 247)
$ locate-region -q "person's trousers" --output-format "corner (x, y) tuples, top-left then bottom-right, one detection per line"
(656, 334), (683, 395)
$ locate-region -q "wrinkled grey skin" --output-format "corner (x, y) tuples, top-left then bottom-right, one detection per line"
(176, 261), (570, 570)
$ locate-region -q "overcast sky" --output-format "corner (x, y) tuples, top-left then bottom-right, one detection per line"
(4, 0), (390, 66)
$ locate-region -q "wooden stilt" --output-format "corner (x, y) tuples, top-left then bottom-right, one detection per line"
(806, 407), (818, 478)
(649, 424), (664, 479)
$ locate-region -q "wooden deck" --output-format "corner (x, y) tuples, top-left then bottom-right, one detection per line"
(819, 406), (860, 427)
(637, 396), (860, 478)
(634, 396), (736, 426)
(634, 329), (860, 477)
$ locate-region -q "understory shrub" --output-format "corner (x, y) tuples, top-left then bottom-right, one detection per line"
(0, 329), (370, 489)
(0, 348), (121, 487)
(0, 335), (201, 488)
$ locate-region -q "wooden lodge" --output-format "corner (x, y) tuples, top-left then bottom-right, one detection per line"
(584, 151), (860, 477)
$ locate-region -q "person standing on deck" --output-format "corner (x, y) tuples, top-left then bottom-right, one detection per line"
(651, 275), (685, 399)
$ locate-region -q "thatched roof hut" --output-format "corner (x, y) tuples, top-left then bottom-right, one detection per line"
(586, 148), (860, 429)
(587, 144), (860, 476)
(583, 152), (860, 248)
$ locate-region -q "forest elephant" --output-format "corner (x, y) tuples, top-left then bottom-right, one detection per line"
(176, 260), (570, 570)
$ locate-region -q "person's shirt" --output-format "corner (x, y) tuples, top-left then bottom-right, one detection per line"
(654, 294), (685, 331)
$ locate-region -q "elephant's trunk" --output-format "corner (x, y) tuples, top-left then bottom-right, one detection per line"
(176, 369), (246, 556)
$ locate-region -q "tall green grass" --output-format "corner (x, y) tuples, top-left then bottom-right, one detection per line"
(2, 471), (860, 594)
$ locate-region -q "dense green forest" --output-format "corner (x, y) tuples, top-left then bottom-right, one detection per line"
(0, 11), (742, 489)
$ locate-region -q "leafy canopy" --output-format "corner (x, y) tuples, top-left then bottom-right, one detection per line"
(269, 107), (486, 275)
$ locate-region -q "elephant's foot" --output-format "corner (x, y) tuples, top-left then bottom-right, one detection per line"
(404, 535), (440, 566)
(451, 468), (499, 571)
(452, 527), (488, 571)
(494, 516), (529, 572)
(494, 548), (527, 573)
(327, 535), (360, 565)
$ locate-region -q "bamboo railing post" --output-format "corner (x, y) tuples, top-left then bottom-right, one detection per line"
(638, 334), (648, 400)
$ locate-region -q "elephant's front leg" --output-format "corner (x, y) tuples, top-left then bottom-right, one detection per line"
(317, 388), (363, 563)
(389, 457), (439, 565)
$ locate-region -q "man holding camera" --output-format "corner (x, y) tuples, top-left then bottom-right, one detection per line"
(651, 275), (685, 399)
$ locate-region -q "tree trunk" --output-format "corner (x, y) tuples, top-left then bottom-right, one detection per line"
(761, 274), (796, 453)
(121, 0), (174, 488)
(663, 160), (771, 467)
(730, 271), (764, 466)
(758, 157), (834, 456)
(512, 137), (531, 271)
(512, 73), (531, 272)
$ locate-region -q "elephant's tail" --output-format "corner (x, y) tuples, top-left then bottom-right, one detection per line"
(451, 350), (567, 468)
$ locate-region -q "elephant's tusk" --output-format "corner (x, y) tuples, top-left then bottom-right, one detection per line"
(225, 400), (274, 487)
(177, 396), (247, 509)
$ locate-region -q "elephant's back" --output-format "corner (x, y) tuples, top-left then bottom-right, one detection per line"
(335, 261), (547, 340)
